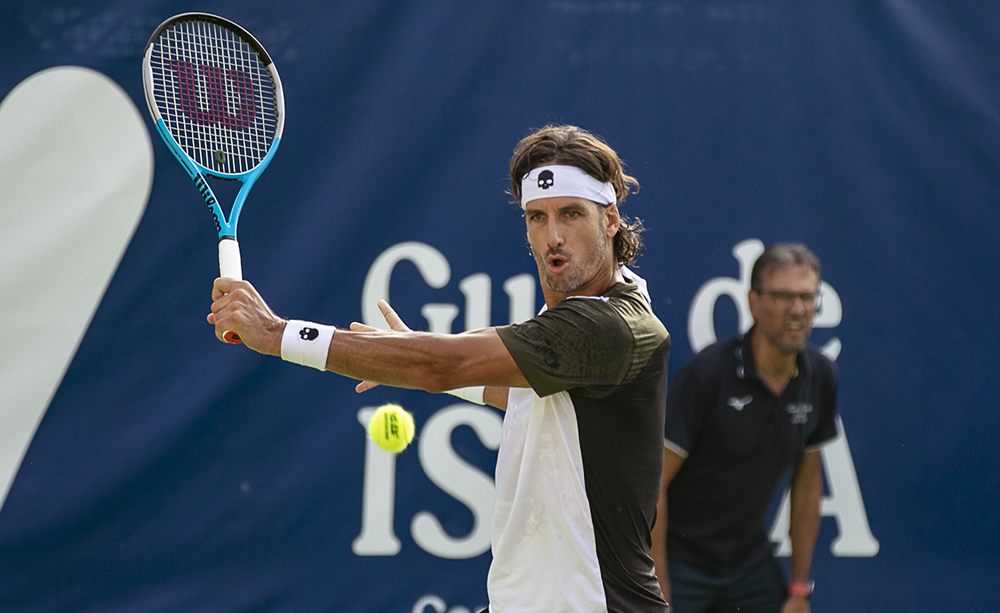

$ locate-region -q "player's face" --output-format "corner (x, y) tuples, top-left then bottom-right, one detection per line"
(524, 197), (619, 297)
(748, 264), (820, 356)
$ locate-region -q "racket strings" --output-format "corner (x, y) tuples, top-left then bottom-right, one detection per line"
(150, 20), (278, 174)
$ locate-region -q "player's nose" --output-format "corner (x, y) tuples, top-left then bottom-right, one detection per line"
(546, 220), (564, 248)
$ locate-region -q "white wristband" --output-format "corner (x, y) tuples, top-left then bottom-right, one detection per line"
(280, 320), (335, 370)
(445, 386), (486, 405)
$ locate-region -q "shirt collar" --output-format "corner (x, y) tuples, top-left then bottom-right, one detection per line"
(735, 325), (812, 381)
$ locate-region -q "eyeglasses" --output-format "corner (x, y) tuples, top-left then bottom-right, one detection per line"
(756, 290), (822, 310)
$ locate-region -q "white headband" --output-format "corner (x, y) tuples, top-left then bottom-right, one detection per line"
(520, 164), (617, 209)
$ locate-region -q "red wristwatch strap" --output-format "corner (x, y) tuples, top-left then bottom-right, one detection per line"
(788, 581), (814, 597)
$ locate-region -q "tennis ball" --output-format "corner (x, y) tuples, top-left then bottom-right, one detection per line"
(368, 404), (415, 453)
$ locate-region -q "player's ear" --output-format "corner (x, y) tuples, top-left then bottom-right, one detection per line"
(604, 203), (621, 238)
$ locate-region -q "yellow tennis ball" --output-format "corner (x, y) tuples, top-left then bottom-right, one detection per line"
(368, 404), (415, 453)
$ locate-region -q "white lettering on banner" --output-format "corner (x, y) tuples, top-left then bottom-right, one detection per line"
(687, 238), (842, 360)
(459, 274), (491, 331)
(503, 274), (537, 324)
(354, 404), (502, 559)
(362, 242), (451, 330)
(413, 406), (502, 558)
(689, 239), (877, 558)
(356, 242), (536, 559)
(361, 241), (537, 332)
(412, 594), (477, 613)
(770, 416), (881, 557)
(353, 406), (402, 555)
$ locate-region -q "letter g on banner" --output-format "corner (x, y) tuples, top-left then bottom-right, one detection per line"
(361, 242), (451, 329)
(687, 239), (843, 360)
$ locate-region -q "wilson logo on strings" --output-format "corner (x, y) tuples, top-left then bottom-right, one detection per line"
(168, 60), (256, 131)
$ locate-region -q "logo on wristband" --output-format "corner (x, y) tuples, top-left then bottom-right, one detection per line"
(299, 327), (319, 341)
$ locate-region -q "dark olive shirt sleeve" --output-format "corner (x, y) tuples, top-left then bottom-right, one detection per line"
(495, 284), (668, 399)
(496, 297), (634, 398)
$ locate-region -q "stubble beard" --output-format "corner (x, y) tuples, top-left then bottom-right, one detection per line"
(766, 318), (812, 356)
(535, 232), (611, 295)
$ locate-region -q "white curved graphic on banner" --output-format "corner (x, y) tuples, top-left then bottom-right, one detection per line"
(0, 66), (152, 511)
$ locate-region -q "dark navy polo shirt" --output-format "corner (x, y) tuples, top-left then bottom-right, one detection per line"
(662, 329), (838, 576)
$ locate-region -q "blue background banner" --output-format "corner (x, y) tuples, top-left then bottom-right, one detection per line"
(1, 1), (997, 611)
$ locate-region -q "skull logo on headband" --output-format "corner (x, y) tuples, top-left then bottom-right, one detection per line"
(521, 165), (617, 209)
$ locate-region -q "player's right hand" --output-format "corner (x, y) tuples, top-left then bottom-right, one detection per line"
(208, 278), (285, 356)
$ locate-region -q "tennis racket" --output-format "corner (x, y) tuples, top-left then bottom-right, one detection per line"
(142, 13), (285, 343)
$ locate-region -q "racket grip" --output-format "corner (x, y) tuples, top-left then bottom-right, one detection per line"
(218, 238), (243, 344)
(219, 238), (243, 281)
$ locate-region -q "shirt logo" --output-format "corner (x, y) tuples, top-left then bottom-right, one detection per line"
(786, 402), (813, 424)
(727, 395), (753, 411)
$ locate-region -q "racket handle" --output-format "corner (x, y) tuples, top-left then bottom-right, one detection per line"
(219, 238), (243, 344)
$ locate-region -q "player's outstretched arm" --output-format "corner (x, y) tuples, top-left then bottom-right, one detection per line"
(350, 300), (414, 393)
(350, 301), (510, 410)
(208, 279), (527, 394)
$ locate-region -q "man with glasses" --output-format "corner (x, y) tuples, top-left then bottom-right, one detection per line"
(650, 243), (838, 613)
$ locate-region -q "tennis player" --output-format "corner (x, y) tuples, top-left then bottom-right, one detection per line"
(209, 124), (671, 613)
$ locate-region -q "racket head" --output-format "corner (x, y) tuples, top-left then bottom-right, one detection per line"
(142, 13), (285, 181)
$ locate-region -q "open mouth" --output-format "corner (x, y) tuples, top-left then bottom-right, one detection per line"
(547, 255), (568, 273)
(784, 318), (808, 337)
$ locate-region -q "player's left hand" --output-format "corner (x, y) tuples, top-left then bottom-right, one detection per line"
(780, 595), (810, 613)
(208, 278), (285, 355)
(350, 300), (411, 393)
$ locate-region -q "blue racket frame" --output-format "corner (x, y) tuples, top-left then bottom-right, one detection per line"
(143, 12), (285, 342)
(151, 117), (282, 242)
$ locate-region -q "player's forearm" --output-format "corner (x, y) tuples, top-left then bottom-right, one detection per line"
(324, 328), (526, 392)
(789, 500), (820, 583)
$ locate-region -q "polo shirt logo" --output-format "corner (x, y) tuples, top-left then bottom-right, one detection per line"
(786, 402), (813, 424)
(727, 395), (753, 411)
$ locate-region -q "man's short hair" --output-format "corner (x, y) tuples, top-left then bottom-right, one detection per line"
(508, 124), (645, 265)
(750, 243), (822, 290)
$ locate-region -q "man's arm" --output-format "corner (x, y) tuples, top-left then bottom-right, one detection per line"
(651, 447), (686, 605)
(348, 301), (511, 410)
(782, 449), (823, 613)
(207, 278), (530, 392)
